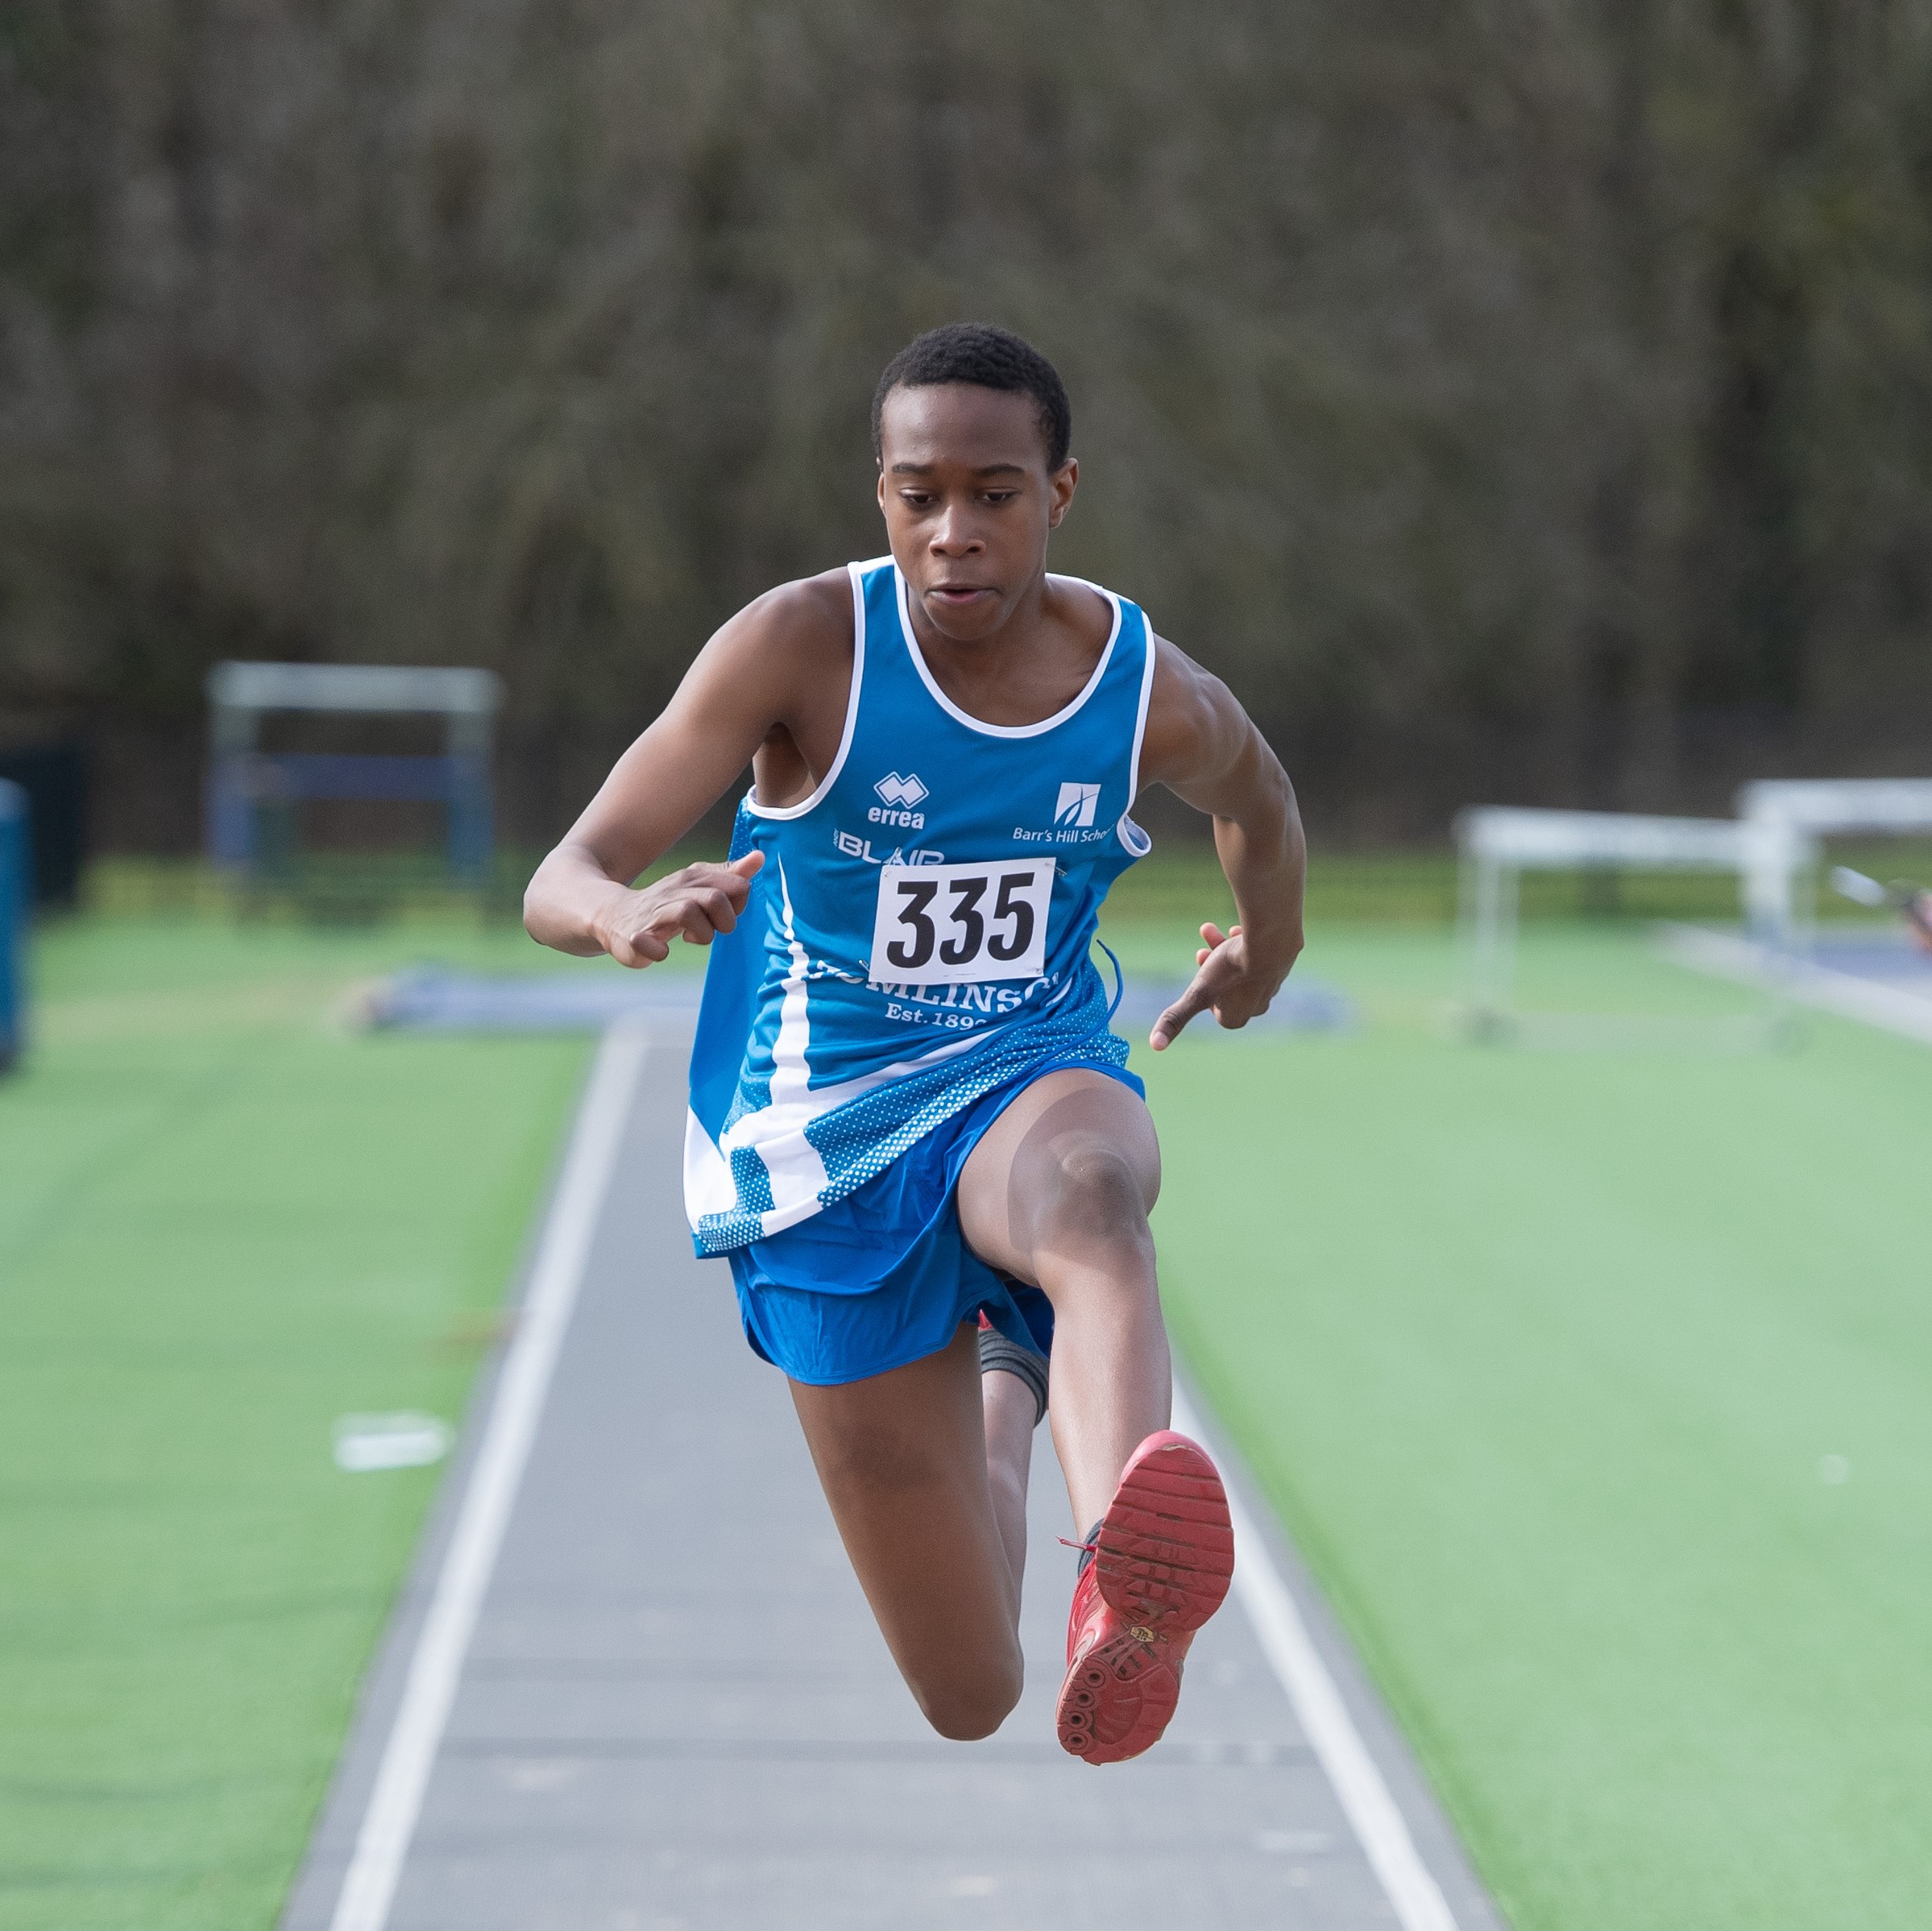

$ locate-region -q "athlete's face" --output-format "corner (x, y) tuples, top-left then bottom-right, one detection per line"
(876, 383), (1077, 644)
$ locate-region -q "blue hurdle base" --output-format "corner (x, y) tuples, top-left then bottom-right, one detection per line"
(205, 752), (495, 893)
(0, 779), (30, 1072)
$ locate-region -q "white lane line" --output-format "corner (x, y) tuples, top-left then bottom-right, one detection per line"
(1658, 923), (1932, 1046)
(327, 1021), (652, 1931)
(1171, 1386), (1461, 1931)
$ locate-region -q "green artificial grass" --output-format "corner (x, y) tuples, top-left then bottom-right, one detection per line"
(9, 862), (1930, 1929)
(1138, 922), (1932, 1931)
(0, 912), (592, 1931)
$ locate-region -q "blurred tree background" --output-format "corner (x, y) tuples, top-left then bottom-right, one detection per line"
(3, 0), (1930, 850)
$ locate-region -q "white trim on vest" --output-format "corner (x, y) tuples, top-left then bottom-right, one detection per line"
(893, 566), (1121, 739)
(744, 560), (870, 819)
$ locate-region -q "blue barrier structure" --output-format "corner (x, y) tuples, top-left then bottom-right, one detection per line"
(205, 662), (502, 890)
(0, 779), (28, 1072)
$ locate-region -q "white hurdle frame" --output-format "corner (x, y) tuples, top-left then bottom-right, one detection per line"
(1737, 779), (1932, 951)
(1454, 807), (1773, 1030)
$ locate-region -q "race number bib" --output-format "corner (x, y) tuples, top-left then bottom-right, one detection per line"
(869, 858), (1054, 986)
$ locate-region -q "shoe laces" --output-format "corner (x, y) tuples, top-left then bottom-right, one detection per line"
(1059, 1524), (1102, 1579)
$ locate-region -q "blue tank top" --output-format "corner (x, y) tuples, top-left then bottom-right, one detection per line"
(685, 555), (1155, 1255)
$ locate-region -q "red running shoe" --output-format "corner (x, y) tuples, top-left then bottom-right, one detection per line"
(1055, 1429), (1235, 1765)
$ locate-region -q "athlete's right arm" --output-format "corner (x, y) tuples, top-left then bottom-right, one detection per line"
(522, 574), (852, 967)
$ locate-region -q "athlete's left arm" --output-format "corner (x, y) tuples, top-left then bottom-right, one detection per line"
(1133, 636), (1306, 1049)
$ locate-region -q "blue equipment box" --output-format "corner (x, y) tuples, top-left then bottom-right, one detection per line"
(0, 779), (27, 1071)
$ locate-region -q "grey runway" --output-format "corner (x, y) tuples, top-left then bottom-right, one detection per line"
(285, 1034), (1503, 1931)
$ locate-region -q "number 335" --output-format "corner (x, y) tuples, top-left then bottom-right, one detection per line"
(869, 858), (1053, 985)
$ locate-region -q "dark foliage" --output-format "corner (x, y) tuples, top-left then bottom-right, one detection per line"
(3, 0), (1930, 849)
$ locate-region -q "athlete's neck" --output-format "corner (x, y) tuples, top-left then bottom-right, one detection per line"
(905, 574), (1110, 730)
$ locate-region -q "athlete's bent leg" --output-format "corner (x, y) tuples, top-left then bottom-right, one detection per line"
(956, 1068), (1169, 1532)
(958, 1068), (1233, 1764)
(788, 1324), (1025, 1740)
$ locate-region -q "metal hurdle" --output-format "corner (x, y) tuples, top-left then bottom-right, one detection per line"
(1737, 779), (1932, 953)
(1454, 806), (1787, 1038)
(205, 662), (503, 896)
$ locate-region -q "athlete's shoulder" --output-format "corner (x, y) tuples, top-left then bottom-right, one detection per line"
(1137, 633), (1248, 784)
(1146, 632), (1225, 714)
(728, 566), (855, 663)
(665, 568), (857, 749)
(686, 566), (855, 709)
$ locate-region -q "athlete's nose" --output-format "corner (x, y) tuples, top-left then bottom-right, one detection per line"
(928, 507), (983, 557)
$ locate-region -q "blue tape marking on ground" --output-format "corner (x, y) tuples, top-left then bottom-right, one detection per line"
(361, 969), (702, 1032)
(1805, 936), (1932, 988)
(362, 968), (1357, 1036)
(1109, 976), (1358, 1037)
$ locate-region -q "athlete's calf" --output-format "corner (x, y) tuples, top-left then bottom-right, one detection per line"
(788, 1328), (1026, 1740)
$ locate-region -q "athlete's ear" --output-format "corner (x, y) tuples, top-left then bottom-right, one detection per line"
(1046, 457), (1078, 530)
(877, 466), (888, 517)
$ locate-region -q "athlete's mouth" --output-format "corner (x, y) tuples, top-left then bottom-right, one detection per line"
(927, 584), (996, 606)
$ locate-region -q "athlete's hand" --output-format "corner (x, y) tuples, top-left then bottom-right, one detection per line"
(1149, 922), (1296, 1050)
(593, 852), (765, 968)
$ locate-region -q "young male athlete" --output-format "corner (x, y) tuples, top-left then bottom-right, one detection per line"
(524, 324), (1305, 1763)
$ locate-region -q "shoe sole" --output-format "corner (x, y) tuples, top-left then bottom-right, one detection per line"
(1055, 1622), (1184, 1765)
(1092, 1431), (1234, 1634)
(1056, 1432), (1233, 1764)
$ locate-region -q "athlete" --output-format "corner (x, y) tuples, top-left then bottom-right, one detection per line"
(524, 324), (1305, 1763)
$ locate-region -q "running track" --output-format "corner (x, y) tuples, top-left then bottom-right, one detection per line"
(283, 1023), (1504, 1931)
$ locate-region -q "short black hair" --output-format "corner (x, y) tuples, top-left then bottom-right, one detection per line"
(871, 323), (1072, 473)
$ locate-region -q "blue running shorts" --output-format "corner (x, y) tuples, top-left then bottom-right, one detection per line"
(724, 1056), (1146, 1386)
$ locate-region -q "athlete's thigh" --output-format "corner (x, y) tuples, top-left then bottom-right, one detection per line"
(787, 1324), (1022, 1729)
(956, 1068), (1161, 1282)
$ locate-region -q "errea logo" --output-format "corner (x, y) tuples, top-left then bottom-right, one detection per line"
(875, 773), (928, 808)
(1054, 781), (1101, 828)
(870, 771), (928, 830)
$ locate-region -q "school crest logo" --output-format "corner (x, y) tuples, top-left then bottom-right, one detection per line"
(874, 773), (929, 809)
(1054, 781), (1101, 829)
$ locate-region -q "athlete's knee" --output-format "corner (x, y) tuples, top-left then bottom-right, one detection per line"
(911, 1652), (1024, 1741)
(1043, 1139), (1154, 1246)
